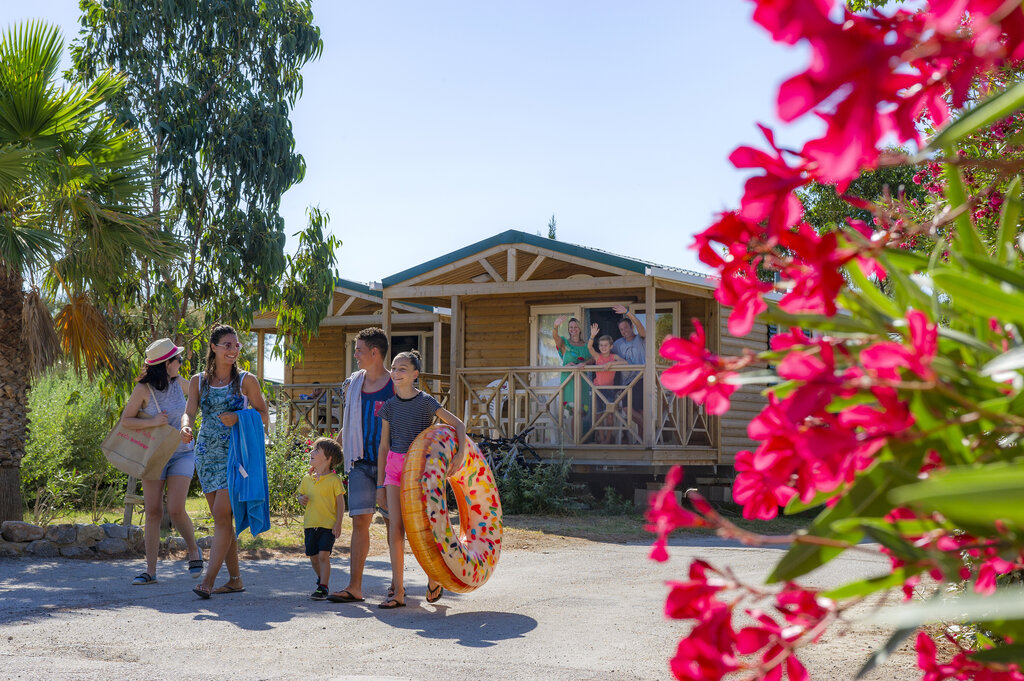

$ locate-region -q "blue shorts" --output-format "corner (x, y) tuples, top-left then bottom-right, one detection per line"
(160, 450), (195, 480)
(347, 460), (386, 518)
(304, 527), (335, 556)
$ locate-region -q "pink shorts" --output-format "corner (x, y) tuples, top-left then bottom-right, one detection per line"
(384, 450), (406, 486)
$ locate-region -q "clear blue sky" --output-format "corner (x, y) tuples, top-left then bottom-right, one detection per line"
(16, 1), (816, 281)
(15, 2), (818, 379)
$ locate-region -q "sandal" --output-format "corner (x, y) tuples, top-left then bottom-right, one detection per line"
(387, 584), (406, 600)
(192, 585), (211, 600)
(132, 572), (157, 585)
(187, 554), (203, 579)
(426, 583), (443, 604)
(378, 598), (406, 609)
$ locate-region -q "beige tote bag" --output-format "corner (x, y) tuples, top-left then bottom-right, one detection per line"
(101, 386), (181, 480)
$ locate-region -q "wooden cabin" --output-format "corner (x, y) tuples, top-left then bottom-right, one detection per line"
(259, 231), (768, 474)
(252, 278), (450, 432)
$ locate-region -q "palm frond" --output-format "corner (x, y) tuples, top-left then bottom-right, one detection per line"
(53, 293), (114, 377)
(0, 143), (34, 197)
(0, 212), (61, 271)
(20, 287), (59, 377)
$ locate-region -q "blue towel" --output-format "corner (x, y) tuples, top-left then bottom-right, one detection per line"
(228, 409), (271, 538)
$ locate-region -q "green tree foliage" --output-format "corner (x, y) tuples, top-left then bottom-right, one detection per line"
(796, 159), (927, 232)
(547, 214), (557, 240)
(72, 0), (340, 364)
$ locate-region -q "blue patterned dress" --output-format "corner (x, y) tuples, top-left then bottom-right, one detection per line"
(195, 372), (247, 493)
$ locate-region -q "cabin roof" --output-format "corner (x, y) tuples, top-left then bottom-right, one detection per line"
(335, 277), (433, 311)
(380, 229), (709, 288)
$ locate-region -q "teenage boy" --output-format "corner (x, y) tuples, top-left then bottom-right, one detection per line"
(328, 327), (394, 603)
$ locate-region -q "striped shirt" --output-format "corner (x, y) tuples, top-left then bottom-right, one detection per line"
(379, 391), (441, 454)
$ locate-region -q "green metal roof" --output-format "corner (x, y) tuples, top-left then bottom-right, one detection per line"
(334, 277), (435, 312)
(381, 229), (664, 288)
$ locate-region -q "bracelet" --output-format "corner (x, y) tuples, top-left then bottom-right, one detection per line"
(376, 485), (385, 490)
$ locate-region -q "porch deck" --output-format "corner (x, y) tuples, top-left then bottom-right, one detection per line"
(267, 366), (714, 469)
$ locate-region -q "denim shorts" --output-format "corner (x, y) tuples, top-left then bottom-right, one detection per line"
(347, 460), (386, 517)
(304, 527), (336, 556)
(160, 449), (196, 480)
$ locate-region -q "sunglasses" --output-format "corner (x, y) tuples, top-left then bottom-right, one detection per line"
(214, 342), (242, 350)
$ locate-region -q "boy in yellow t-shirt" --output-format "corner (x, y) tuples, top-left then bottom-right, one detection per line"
(297, 437), (345, 600)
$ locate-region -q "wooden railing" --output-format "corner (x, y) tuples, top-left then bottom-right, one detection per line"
(455, 365), (714, 449)
(268, 373), (450, 434)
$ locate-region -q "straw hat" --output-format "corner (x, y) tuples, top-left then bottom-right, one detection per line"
(144, 338), (185, 365)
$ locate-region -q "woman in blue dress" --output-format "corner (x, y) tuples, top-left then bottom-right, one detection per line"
(181, 324), (269, 598)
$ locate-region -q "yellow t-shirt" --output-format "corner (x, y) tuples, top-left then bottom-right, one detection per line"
(297, 473), (344, 529)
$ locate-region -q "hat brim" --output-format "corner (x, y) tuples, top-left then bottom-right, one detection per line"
(145, 346), (185, 365)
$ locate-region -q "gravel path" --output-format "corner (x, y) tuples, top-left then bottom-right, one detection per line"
(0, 538), (919, 681)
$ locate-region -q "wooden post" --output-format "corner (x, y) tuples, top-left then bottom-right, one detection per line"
(432, 318), (443, 394)
(450, 295), (461, 416)
(256, 330), (265, 380)
(644, 285), (657, 448)
(382, 296), (392, 366)
(507, 247), (517, 282)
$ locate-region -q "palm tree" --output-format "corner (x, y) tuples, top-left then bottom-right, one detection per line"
(0, 21), (178, 521)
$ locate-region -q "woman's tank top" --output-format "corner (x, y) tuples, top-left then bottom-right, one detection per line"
(139, 378), (193, 455)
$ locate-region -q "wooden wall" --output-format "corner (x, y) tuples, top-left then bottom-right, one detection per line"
(718, 306), (770, 463)
(286, 327), (348, 384)
(462, 296), (529, 367)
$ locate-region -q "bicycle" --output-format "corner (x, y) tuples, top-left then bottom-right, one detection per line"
(470, 426), (543, 479)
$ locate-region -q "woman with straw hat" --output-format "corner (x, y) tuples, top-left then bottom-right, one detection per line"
(119, 338), (204, 585)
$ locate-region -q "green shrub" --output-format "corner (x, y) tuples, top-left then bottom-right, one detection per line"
(22, 368), (123, 508)
(497, 455), (588, 514)
(598, 486), (635, 515)
(265, 426), (316, 523)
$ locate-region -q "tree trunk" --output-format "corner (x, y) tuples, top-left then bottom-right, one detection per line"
(0, 268), (27, 521)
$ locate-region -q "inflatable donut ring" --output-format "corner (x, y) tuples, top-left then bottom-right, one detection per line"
(401, 425), (502, 593)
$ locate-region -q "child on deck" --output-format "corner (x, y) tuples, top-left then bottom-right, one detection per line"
(588, 323), (627, 445)
(296, 437), (346, 600)
(377, 350), (469, 609)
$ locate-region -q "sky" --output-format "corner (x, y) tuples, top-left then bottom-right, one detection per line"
(12, 1), (819, 378)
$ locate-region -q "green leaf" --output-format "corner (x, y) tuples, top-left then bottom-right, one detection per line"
(971, 642), (1024, 663)
(759, 306), (877, 335)
(824, 569), (916, 600)
(845, 257), (900, 317)
(767, 462), (917, 583)
(925, 80), (1024, 152)
(981, 346), (1024, 377)
(855, 627), (916, 680)
(726, 370), (783, 387)
(936, 326), (999, 358)
(871, 588), (1024, 629)
(890, 461), (1024, 530)
(941, 161), (986, 257)
(931, 269), (1024, 327)
(996, 176), (1022, 266)
(961, 254), (1024, 292)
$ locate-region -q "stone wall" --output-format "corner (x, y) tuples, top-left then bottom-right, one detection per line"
(0, 520), (209, 558)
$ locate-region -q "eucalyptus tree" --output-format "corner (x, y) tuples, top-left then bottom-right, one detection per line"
(73, 0), (339, 363)
(0, 21), (176, 520)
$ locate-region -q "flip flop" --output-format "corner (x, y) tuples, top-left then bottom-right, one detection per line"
(212, 583), (246, 594)
(377, 598), (406, 609)
(327, 589), (365, 603)
(192, 585), (211, 600)
(426, 583), (443, 604)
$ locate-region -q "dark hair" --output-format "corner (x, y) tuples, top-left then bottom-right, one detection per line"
(313, 437), (343, 469)
(137, 361), (174, 392)
(203, 324), (240, 395)
(356, 327), (388, 357)
(393, 349), (422, 372)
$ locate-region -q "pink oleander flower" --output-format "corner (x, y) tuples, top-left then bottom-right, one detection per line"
(660, 321), (739, 415)
(715, 263), (773, 337)
(665, 561), (727, 620)
(733, 449), (798, 520)
(646, 466), (706, 561)
(975, 555), (1019, 595)
(737, 610), (811, 681)
(731, 124), (807, 232)
(778, 224), (852, 317)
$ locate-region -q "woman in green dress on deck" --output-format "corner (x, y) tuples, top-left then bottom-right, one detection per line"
(552, 316), (593, 436)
